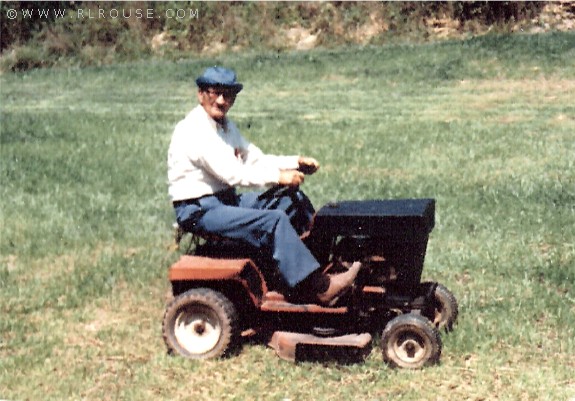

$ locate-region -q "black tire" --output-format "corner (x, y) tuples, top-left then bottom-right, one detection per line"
(381, 313), (442, 369)
(422, 282), (459, 332)
(162, 288), (239, 359)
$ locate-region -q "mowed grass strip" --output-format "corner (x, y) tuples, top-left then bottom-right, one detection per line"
(1, 32), (574, 400)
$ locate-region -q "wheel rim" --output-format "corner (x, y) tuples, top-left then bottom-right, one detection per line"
(433, 306), (445, 327)
(390, 331), (429, 365)
(174, 306), (221, 355)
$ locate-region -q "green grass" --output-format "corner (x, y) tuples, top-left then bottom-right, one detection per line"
(1, 32), (574, 400)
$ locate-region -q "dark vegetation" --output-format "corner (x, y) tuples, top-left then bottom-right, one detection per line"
(2, 1), (572, 72)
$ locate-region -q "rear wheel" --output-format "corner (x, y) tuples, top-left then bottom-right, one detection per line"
(162, 288), (239, 359)
(381, 313), (442, 369)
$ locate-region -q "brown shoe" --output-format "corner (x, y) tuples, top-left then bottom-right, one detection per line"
(317, 261), (362, 306)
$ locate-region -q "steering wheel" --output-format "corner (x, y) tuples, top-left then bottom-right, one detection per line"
(257, 185), (299, 201)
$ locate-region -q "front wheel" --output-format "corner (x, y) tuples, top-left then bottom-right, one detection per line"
(381, 313), (442, 369)
(162, 288), (239, 359)
(422, 282), (458, 332)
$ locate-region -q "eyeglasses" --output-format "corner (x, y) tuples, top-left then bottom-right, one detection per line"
(204, 88), (238, 101)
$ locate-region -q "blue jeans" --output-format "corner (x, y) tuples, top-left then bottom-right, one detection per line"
(174, 187), (320, 288)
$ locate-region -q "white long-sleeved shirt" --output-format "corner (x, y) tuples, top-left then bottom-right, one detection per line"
(168, 105), (299, 201)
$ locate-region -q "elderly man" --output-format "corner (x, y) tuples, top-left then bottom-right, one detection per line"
(167, 66), (360, 305)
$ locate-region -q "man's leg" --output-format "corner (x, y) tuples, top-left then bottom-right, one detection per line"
(195, 202), (320, 288)
(238, 187), (315, 235)
(175, 193), (361, 305)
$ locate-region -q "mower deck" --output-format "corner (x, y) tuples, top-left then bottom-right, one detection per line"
(268, 331), (372, 363)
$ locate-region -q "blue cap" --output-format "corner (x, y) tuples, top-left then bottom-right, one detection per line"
(195, 66), (243, 92)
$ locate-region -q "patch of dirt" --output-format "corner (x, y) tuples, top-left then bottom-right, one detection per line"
(284, 27), (319, 51)
(353, 11), (388, 44)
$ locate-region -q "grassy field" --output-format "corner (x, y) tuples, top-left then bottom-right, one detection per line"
(1, 32), (574, 401)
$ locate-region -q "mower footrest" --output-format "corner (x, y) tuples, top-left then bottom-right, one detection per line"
(261, 291), (348, 313)
(269, 331), (372, 363)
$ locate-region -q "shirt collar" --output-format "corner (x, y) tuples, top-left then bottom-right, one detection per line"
(195, 104), (229, 133)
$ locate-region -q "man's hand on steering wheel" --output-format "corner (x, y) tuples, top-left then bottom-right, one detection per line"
(297, 156), (320, 175)
(277, 157), (319, 187)
(279, 170), (305, 187)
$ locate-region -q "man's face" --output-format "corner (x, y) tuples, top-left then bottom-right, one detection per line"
(197, 86), (238, 122)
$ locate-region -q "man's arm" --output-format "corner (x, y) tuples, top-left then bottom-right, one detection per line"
(230, 124), (319, 187)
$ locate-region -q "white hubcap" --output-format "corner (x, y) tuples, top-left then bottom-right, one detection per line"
(174, 308), (221, 355)
(394, 334), (426, 362)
